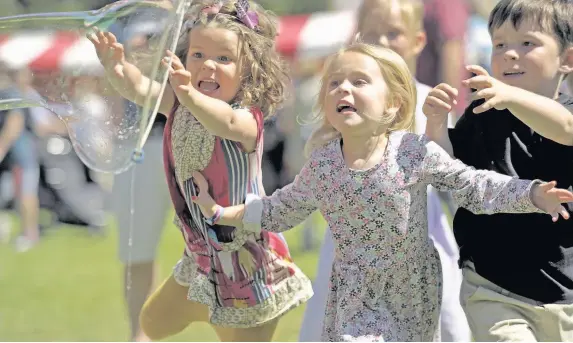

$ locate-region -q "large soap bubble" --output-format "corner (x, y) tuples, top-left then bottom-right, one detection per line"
(0, 0), (190, 174)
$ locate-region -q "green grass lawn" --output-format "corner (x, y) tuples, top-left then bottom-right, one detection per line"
(0, 211), (326, 342)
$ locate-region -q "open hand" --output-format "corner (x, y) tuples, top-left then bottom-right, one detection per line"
(190, 171), (218, 219)
(86, 28), (127, 78)
(531, 181), (573, 222)
(464, 65), (516, 114)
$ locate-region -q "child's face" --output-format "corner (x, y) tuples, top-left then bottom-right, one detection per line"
(323, 52), (389, 136)
(359, 4), (425, 68)
(490, 20), (569, 97)
(185, 26), (242, 103)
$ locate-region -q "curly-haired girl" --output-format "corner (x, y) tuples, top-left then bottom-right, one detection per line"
(88, 0), (312, 341)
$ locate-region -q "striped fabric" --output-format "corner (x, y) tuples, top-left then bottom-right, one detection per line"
(162, 103), (299, 309)
(0, 10), (357, 74)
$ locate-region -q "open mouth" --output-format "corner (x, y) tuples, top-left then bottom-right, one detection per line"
(503, 71), (525, 76)
(198, 80), (220, 92)
(336, 104), (357, 113)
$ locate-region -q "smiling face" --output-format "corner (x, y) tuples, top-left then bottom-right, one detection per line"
(185, 25), (242, 103)
(490, 19), (566, 97)
(322, 51), (391, 137)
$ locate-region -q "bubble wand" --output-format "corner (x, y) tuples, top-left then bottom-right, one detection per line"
(131, 0), (191, 163)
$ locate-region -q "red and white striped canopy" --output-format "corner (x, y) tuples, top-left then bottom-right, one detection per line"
(0, 11), (356, 74)
(0, 32), (103, 74)
(277, 10), (356, 60)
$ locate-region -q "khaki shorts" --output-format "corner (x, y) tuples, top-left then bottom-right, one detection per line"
(460, 262), (573, 342)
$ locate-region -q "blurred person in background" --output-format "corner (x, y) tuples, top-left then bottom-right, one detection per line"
(0, 66), (41, 252)
(417, 0), (469, 118)
(415, 0), (470, 219)
(107, 8), (171, 342)
(465, 0), (498, 74)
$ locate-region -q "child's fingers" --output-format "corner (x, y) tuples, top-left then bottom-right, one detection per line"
(171, 69), (191, 78)
(96, 30), (108, 45)
(429, 88), (454, 103)
(425, 96), (452, 112)
(466, 64), (490, 77)
(166, 50), (185, 70)
(473, 98), (499, 114)
(553, 187), (573, 202)
(471, 89), (494, 103)
(549, 206), (569, 222)
(551, 212), (559, 222)
(538, 181), (557, 192)
(435, 83), (459, 99)
(111, 43), (125, 61)
(86, 32), (100, 45)
(105, 31), (118, 45)
(463, 75), (492, 90)
(162, 59), (175, 74)
(162, 56), (172, 67)
(560, 206), (570, 220)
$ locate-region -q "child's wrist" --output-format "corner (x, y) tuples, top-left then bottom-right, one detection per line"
(179, 85), (201, 106)
(205, 205), (224, 225)
(425, 118), (448, 137)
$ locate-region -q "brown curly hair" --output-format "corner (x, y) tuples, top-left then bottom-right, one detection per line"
(175, 0), (290, 118)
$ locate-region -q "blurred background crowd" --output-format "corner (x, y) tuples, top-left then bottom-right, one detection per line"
(1, 0), (570, 341)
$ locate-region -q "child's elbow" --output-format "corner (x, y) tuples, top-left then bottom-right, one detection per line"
(561, 118), (573, 146)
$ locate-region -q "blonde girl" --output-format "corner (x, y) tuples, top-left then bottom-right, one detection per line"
(300, 0), (470, 341)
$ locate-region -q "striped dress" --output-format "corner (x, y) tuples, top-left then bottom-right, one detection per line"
(162, 102), (313, 328)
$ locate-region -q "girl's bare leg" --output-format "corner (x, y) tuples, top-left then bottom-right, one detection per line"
(213, 319), (279, 342)
(139, 274), (209, 340)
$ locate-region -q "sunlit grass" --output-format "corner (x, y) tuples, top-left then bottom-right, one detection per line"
(0, 211), (326, 341)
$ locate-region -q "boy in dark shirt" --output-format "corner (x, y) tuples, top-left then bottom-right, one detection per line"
(423, 0), (573, 341)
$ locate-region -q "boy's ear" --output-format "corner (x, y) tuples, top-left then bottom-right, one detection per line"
(558, 46), (573, 75)
(412, 30), (427, 56)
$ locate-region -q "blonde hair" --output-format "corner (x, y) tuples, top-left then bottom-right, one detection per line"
(304, 43), (416, 157)
(356, 0), (425, 35)
(175, 0), (289, 118)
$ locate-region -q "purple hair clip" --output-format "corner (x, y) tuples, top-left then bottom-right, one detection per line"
(234, 0), (259, 30)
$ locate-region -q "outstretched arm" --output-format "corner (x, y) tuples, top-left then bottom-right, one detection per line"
(421, 137), (573, 221)
(466, 65), (573, 146)
(191, 158), (320, 233)
(87, 30), (175, 115)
